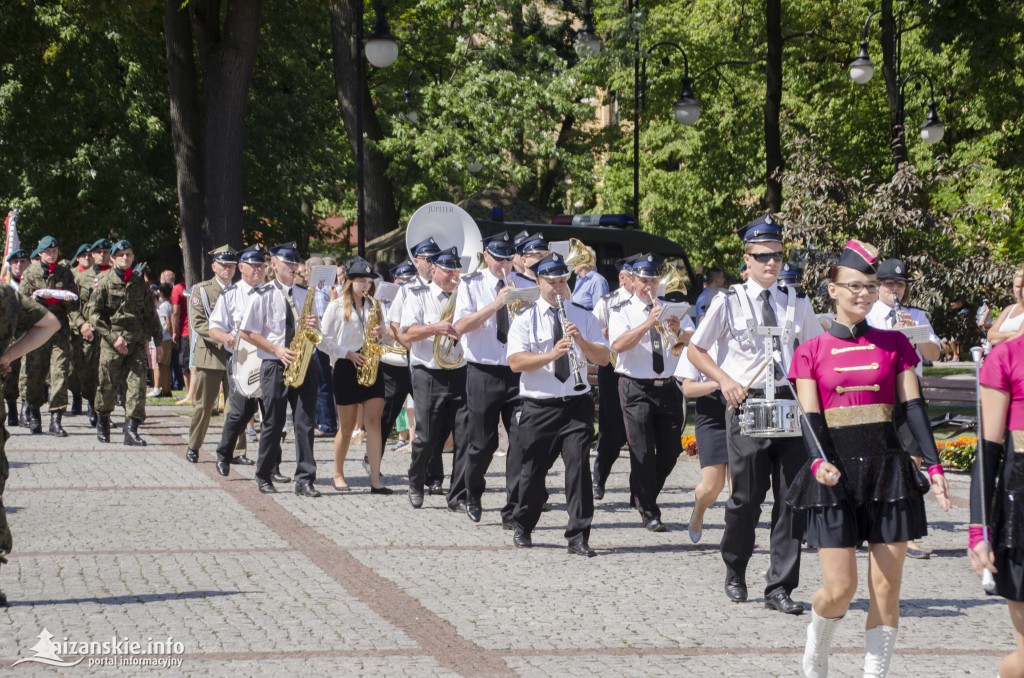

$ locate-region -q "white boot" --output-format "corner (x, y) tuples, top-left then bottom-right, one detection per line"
(863, 625), (898, 677)
(803, 609), (843, 677)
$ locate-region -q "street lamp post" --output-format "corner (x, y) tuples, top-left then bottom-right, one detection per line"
(848, 4), (944, 174)
(354, 0), (399, 257)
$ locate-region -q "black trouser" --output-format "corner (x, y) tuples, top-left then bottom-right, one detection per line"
(721, 405), (805, 597)
(450, 362), (520, 509)
(256, 359), (318, 485)
(513, 394), (594, 544)
(379, 362), (444, 482)
(593, 364), (628, 489)
(216, 376), (260, 464)
(619, 377), (684, 522)
(409, 366), (469, 495)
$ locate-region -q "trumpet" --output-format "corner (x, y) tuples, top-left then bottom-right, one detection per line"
(554, 294), (588, 393)
(503, 273), (521, 315)
(643, 288), (687, 356)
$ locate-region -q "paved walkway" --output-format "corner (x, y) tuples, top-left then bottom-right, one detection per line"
(0, 405), (1009, 676)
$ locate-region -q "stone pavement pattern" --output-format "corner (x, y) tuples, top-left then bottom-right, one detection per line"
(0, 406), (1009, 676)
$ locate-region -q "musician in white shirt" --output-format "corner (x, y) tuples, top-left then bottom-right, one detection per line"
(320, 258), (391, 494)
(207, 245), (265, 476)
(373, 260), (417, 476)
(507, 252), (610, 557)
(398, 246), (470, 509)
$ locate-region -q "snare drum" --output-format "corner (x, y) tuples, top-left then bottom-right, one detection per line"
(738, 398), (802, 438)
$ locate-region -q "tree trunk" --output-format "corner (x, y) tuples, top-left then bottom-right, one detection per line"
(163, 0), (206, 286)
(880, 0), (908, 170)
(329, 1), (399, 243)
(763, 0), (783, 212)
(192, 0), (262, 275)
(536, 114), (576, 210)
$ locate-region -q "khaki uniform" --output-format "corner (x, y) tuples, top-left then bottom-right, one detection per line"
(89, 267), (162, 419)
(186, 278), (232, 451)
(70, 265), (102, 405)
(18, 261), (82, 411)
(0, 290), (49, 568)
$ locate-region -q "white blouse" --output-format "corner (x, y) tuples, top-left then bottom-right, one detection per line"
(320, 297), (380, 364)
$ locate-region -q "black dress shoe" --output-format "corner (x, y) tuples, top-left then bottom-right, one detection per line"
(502, 520), (514, 531)
(0, 590), (7, 607)
(466, 503), (482, 523)
(294, 481), (322, 498)
(448, 500), (467, 513)
(370, 485), (393, 495)
(724, 576), (748, 603)
(540, 502), (552, 512)
(645, 518), (668, 533)
(593, 483), (605, 501)
(258, 481), (277, 494)
(271, 471), (291, 484)
(427, 480), (443, 495)
(513, 528), (532, 548)
(409, 488), (424, 509)
(567, 541), (597, 557)
(185, 448), (199, 463)
(764, 590), (805, 615)
(231, 455), (255, 466)
(216, 460), (230, 477)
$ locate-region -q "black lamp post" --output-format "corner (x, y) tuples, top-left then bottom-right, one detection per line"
(576, 1), (701, 228)
(848, 4), (944, 174)
(354, 0), (399, 257)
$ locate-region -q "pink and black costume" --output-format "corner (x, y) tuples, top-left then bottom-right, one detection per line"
(971, 334), (1024, 600)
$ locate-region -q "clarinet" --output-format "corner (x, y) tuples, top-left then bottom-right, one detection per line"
(555, 294), (588, 393)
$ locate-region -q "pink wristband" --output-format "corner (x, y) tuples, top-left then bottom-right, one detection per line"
(927, 464), (945, 478)
(811, 459), (824, 478)
(968, 524), (989, 550)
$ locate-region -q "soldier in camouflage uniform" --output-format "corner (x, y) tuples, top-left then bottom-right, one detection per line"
(0, 287), (59, 606)
(18, 236), (84, 437)
(67, 243), (93, 416)
(73, 238), (111, 427)
(2, 249), (30, 428)
(89, 240), (163, 446)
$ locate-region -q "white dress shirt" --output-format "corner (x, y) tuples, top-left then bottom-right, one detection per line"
(320, 297), (376, 364)
(400, 282), (464, 370)
(592, 287), (631, 331)
(453, 268), (509, 366)
(506, 298), (607, 399)
(690, 279), (822, 390)
(241, 280), (308, 360)
(378, 292), (408, 368)
(674, 341), (718, 382)
(865, 299), (940, 377)
(609, 295), (695, 380)
(209, 280), (259, 354)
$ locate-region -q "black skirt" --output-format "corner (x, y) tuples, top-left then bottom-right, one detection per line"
(694, 392), (729, 468)
(333, 357), (384, 405)
(786, 420), (928, 548)
(988, 434), (1024, 601)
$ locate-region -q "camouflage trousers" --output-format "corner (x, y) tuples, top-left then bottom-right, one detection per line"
(24, 329), (69, 410)
(95, 339), (148, 420)
(69, 334), (100, 402)
(0, 427), (11, 563)
(2, 358), (20, 402)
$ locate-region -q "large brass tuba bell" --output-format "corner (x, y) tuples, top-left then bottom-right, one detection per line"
(563, 238), (596, 271)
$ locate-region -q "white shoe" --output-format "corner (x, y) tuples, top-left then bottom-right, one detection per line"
(803, 609), (842, 677)
(146, 388), (162, 398)
(863, 625), (898, 677)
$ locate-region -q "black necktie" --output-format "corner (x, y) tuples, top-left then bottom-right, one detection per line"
(550, 308), (570, 383)
(887, 308), (898, 327)
(284, 287), (295, 345)
(495, 280), (509, 344)
(761, 290), (784, 379)
(646, 303), (664, 374)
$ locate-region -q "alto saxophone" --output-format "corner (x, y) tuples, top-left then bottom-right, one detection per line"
(356, 297), (385, 386)
(282, 282), (323, 388)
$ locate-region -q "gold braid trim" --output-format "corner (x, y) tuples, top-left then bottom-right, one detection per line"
(833, 362), (880, 373)
(835, 384), (880, 394)
(1011, 430), (1024, 453)
(825, 404), (893, 428)
(830, 343), (876, 355)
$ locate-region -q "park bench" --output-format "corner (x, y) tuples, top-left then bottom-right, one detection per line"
(920, 376), (975, 404)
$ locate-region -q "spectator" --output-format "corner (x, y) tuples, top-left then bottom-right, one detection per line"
(570, 246), (608, 310)
(149, 284), (174, 397)
(305, 256), (337, 437)
(987, 267), (1024, 348)
(170, 275), (193, 404)
(161, 271), (183, 389)
(374, 260), (391, 282)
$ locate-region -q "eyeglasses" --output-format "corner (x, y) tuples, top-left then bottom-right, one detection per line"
(879, 279), (907, 287)
(748, 252), (783, 264)
(834, 281), (879, 295)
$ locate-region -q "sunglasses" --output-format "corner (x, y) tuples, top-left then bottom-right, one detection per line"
(833, 281), (879, 295)
(748, 252), (783, 264)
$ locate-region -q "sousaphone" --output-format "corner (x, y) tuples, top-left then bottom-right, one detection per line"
(405, 201), (482, 274)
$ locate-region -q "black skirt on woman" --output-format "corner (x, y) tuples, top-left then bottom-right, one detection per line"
(988, 433), (1024, 601)
(333, 357), (384, 405)
(786, 420), (928, 548)
(694, 392), (729, 468)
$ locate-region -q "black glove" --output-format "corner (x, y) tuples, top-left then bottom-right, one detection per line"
(970, 438), (1003, 525)
(902, 398), (941, 468)
(801, 411), (833, 463)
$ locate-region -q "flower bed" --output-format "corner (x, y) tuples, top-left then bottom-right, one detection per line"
(682, 434), (698, 457)
(937, 436), (977, 471)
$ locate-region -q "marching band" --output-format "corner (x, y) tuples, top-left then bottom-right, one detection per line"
(1, 203), (1020, 678)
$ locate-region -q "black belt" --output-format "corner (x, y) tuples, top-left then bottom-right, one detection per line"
(522, 394), (590, 405)
(623, 376), (675, 388)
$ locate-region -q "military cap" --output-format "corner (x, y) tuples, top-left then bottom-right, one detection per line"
(429, 246), (462, 271)
(736, 214), (782, 244)
(270, 242), (300, 264)
(836, 240), (879, 274)
(876, 258), (909, 281)
(482, 231), (515, 259)
(529, 252), (570, 279)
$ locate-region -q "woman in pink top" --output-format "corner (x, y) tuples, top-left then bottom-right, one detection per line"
(970, 332), (1024, 676)
(786, 240), (951, 678)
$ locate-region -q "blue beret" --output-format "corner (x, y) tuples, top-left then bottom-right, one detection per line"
(6, 248), (28, 263)
(73, 243), (92, 259)
(110, 239), (132, 256)
(91, 238), (112, 251)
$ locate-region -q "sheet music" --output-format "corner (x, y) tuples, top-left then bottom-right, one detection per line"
(308, 265), (337, 291)
(375, 281), (399, 304)
(506, 287), (540, 305)
(657, 301), (690, 322)
(893, 324), (932, 345)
